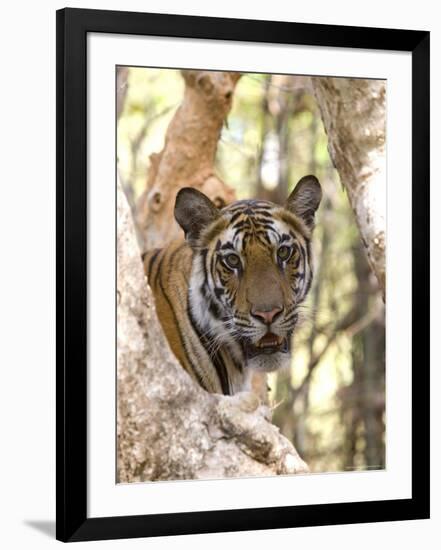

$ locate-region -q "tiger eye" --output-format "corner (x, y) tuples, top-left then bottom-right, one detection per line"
(277, 245), (292, 261)
(225, 253), (241, 269)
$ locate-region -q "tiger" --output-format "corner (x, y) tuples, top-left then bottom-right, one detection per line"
(143, 175), (322, 396)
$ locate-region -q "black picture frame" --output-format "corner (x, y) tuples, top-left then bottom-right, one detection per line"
(56, 7), (430, 543)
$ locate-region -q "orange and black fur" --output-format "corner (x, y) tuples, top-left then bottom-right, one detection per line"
(143, 175), (322, 395)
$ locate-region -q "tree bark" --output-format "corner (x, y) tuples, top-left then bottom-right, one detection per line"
(135, 70), (240, 252)
(117, 176), (308, 482)
(116, 66), (129, 120)
(312, 78), (386, 295)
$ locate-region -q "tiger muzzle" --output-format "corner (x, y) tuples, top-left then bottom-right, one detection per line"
(243, 332), (289, 359)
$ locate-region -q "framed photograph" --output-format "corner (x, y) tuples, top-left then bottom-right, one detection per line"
(56, 7), (430, 542)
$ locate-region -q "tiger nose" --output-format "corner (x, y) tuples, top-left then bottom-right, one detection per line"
(251, 305), (283, 325)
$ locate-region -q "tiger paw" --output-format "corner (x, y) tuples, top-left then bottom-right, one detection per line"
(229, 391), (272, 421)
(215, 393), (276, 460)
(230, 391), (260, 413)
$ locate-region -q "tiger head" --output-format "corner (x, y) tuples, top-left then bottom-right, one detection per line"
(174, 176), (322, 375)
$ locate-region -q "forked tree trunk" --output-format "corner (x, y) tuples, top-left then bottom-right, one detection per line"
(135, 70), (240, 252)
(312, 78), (386, 296)
(117, 177), (308, 482)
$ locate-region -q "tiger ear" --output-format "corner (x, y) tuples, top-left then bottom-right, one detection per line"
(174, 187), (219, 245)
(285, 175), (322, 229)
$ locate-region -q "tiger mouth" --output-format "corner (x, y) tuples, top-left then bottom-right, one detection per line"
(244, 332), (289, 358)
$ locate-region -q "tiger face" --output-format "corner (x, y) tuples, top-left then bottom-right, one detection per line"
(174, 176), (322, 377)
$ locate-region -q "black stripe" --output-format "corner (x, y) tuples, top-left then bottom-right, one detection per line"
(200, 249), (209, 287)
(283, 310), (299, 324)
(234, 320), (252, 328)
(146, 248), (161, 279)
(209, 250), (217, 284)
(253, 203), (273, 210)
(158, 271), (207, 391)
(187, 305), (231, 395)
(153, 249), (167, 290)
(253, 221), (277, 231)
(214, 287), (224, 298)
(255, 231), (272, 245)
(298, 242), (307, 266)
(166, 243), (187, 280)
(220, 242), (235, 251)
(232, 219), (252, 231)
(255, 210), (273, 217)
(303, 273), (312, 298)
(230, 351), (244, 374)
(229, 211), (243, 224)
(208, 298), (222, 320)
(305, 237), (311, 260)
(291, 249), (301, 269)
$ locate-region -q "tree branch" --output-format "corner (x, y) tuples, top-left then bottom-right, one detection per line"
(312, 78), (386, 297)
(135, 70), (240, 252)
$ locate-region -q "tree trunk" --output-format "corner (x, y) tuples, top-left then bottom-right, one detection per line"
(312, 78), (386, 295)
(116, 66), (129, 120)
(116, 176), (308, 482)
(135, 70), (240, 252)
